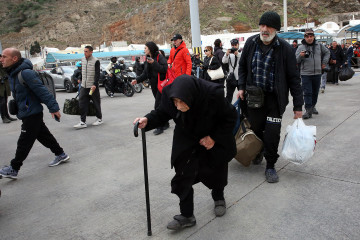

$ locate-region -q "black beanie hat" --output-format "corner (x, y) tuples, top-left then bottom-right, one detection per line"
(259, 11), (281, 31)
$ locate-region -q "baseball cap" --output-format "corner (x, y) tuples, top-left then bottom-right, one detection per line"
(304, 29), (314, 36)
(230, 39), (239, 45)
(171, 34), (182, 41)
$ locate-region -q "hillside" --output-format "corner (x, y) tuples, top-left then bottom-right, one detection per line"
(0, 0), (359, 50)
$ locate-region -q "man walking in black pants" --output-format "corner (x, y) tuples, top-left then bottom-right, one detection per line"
(74, 46), (102, 129)
(0, 48), (69, 179)
(237, 12), (303, 183)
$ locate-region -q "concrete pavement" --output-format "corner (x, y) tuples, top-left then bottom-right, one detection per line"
(0, 72), (360, 240)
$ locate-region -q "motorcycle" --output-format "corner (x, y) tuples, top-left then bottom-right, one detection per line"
(103, 69), (135, 97)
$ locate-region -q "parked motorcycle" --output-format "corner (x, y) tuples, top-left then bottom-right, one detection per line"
(103, 69), (135, 97)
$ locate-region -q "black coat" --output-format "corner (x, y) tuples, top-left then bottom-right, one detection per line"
(329, 45), (345, 67)
(202, 56), (222, 81)
(144, 75), (236, 192)
(136, 52), (168, 91)
(238, 34), (303, 114)
(134, 61), (143, 76)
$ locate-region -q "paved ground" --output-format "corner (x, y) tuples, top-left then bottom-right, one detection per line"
(1, 72), (360, 240)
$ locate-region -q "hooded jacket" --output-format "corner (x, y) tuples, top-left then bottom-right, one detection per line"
(7, 58), (59, 120)
(296, 39), (330, 75)
(168, 41), (192, 77)
(238, 34), (303, 115)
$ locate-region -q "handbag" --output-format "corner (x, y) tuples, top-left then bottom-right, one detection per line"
(157, 55), (176, 93)
(63, 88), (97, 116)
(226, 55), (238, 87)
(338, 66), (355, 81)
(207, 57), (224, 80)
(233, 99), (263, 167)
(246, 85), (264, 109)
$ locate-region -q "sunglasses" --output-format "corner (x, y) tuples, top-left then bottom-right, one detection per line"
(204, 49), (209, 52)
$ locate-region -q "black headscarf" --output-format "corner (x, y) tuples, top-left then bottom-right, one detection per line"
(165, 75), (223, 132)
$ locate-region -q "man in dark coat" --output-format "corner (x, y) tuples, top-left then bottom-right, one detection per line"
(134, 75), (237, 230)
(213, 38), (227, 75)
(0, 59), (17, 123)
(237, 11), (303, 183)
(328, 41), (345, 85)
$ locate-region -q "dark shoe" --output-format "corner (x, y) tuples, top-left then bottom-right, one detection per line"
(162, 122), (170, 130)
(167, 215), (196, 230)
(214, 200), (226, 217)
(302, 108), (313, 119)
(252, 151), (264, 165)
(265, 169), (279, 183)
(312, 107), (319, 115)
(49, 153), (70, 167)
(6, 116), (17, 121)
(153, 128), (163, 135)
(2, 117), (11, 123)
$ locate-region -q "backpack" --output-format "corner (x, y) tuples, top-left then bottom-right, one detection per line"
(17, 70), (56, 99)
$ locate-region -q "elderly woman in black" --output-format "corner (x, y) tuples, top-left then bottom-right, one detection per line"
(134, 75), (236, 230)
(201, 46), (223, 84)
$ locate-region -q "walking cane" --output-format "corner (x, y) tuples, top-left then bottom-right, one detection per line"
(134, 121), (152, 236)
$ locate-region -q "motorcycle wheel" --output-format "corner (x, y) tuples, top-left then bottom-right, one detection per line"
(123, 82), (135, 97)
(134, 83), (143, 93)
(103, 80), (112, 97)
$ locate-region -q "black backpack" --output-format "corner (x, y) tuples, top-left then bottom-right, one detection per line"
(17, 70), (56, 99)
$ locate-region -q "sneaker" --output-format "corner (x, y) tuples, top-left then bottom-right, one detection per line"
(265, 168), (279, 183)
(153, 128), (163, 135)
(253, 151), (264, 165)
(0, 165), (18, 179)
(110, 93), (114, 98)
(74, 121), (87, 129)
(320, 88), (325, 93)
(167, 215), (196, 230)
(335, 82), (339, 85)
(214, 200), (226, 217)
(2, 117), (11, 123)
(49, 153), (70, 167)
(92, 118), (103, 126)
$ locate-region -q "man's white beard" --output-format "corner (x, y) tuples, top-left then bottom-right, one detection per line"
(260, 31), (276, 44)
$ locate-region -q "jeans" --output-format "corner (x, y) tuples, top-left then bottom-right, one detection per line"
(320, 72), (327, 89)
(301, 75), (321, 109)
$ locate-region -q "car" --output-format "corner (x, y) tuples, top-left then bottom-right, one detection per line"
(43, 66), (78, 93)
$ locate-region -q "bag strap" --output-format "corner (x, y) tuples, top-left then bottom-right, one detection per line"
(229, 55), (238, 71)
(209, 57), (213, 66)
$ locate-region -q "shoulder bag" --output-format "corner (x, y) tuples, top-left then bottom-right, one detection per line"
(207, 57), (224, 80)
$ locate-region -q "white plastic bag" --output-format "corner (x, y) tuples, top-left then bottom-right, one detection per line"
(281, 118), (316, 164)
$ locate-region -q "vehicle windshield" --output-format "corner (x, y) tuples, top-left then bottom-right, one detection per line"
(62, 66), (77, 74)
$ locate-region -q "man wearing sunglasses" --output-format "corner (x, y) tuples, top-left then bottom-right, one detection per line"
(295, 29), (330, 119)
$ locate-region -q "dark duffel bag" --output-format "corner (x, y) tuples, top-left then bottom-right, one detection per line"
(339, 66), (355, 81)
(63, 98), (96, 116)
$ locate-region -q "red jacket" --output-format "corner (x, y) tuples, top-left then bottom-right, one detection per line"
(168, 41), (192, 77)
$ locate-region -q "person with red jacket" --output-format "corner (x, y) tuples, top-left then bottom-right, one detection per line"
(168, 34), (192, 77)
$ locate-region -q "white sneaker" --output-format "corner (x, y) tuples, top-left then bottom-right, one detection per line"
(92, 118), (103, 126)
(73, 121), (87, 129)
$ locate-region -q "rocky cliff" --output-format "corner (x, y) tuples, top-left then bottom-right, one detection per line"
(0, 0), (359, 50)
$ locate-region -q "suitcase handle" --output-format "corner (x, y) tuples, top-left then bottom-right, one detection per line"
(134, 121), (140, 137)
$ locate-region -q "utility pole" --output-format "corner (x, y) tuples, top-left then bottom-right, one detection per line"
(189, 0), (202, 57)
(283, 0), (288, 32)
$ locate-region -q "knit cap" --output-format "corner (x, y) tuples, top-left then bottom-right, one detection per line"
(259, 11), (281, 31)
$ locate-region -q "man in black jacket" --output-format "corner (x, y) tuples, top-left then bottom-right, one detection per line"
(237, 11), (303, 183)
(328, 41), (345, 85)
(213, 39), (227, 75)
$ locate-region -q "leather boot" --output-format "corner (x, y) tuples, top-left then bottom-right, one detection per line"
(302, 108), (313, 119)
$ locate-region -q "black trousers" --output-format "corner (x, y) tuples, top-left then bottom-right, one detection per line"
(11, 112), (63, 171)
(328, 65), (339, 84)
(0, 94), (10, 119)
(226, 82), (237, 104)
(79, 87), (102, 123)
(110, 75), (116, 93)
(246, 93), (282, 169)
(172, 149), (226, 218)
